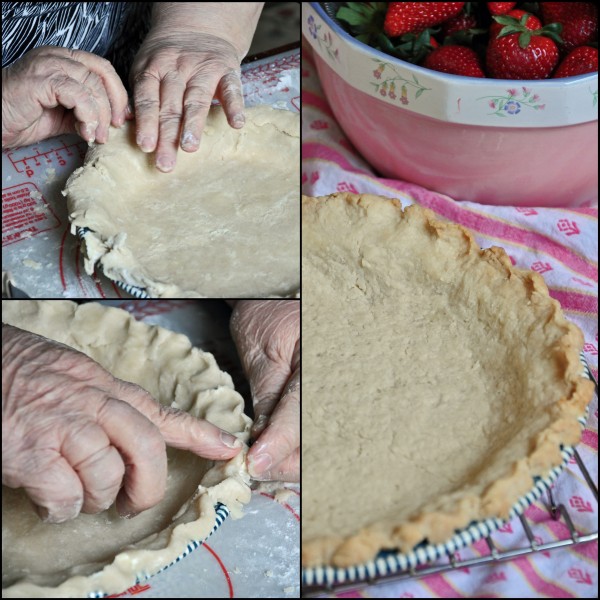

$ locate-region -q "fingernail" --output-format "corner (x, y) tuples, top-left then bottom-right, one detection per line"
(96, 128), (108, 144)
(36, 504), (79, 523)
(248, 453), (272, 477)
(156, 156), (174, 172)
(233, 113), (245, 128)
(180, 131), (198, 150)
(125, 103), (133, 118)
(137, 135), (155, 153)
(252, 470), (273, 482)
(220, 431), (243, 449)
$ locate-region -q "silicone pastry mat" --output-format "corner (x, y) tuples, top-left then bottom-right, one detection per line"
(1, 48), (299, 298)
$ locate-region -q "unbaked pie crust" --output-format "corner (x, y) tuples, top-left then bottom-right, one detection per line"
(63, 106), (300, 298)
(302, 193), (594, 568)
(2, 301), (251, 597)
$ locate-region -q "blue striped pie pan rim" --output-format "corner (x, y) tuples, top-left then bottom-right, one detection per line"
(303, 355), (596, 588)
(87, 502), (229, 598)
(77, 227), (150, 298)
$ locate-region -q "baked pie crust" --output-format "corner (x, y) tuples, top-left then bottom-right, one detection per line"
(302, 193), (594, 568)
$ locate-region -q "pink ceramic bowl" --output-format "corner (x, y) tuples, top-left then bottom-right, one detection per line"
(303, 4), (598, 207)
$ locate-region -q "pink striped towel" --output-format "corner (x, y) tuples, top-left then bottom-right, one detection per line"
(302, 47), (598, 599)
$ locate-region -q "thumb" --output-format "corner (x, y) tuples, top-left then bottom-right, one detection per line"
(116, 380), (243, 460)
(248, 367), (300, 480)
(250, 338), (300, 440)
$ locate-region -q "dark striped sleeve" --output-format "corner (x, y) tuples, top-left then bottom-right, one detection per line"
(2, 2), (152, 83)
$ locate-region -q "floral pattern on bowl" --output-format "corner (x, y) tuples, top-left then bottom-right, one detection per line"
(371, 60), (430, 105)
(308, 14), (339, 62)
(478, 88), (546, 117)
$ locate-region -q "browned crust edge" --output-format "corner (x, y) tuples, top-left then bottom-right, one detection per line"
(302, 193), (595, 568)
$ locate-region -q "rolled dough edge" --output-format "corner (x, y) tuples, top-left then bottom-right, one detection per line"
(3, 456), (250, 598)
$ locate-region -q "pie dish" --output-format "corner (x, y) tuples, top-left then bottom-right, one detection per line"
(302, 193), (594, 568)
(63, 105), (300, 298)
(2, 300), (251, 597)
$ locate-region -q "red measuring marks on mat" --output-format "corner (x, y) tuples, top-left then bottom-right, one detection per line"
(4, 139), (87, 177)
(2, 183), (61, 246)
(258, 491), (301, 522)
(106, 583), (151, 597)
(242, 51), (300, 103)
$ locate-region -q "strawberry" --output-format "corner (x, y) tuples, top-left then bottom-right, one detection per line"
(384, 2), (465, 37)
(488, 2), (517, 16)
(422, 45), (485, 77)
(540, 2), (598, 52)
(553, 45), (598, 77)
(336, 3), (440, 63)
(441, 12), (478, 38)
(486, 13), (562, 78)
(489, 9), (542, 39)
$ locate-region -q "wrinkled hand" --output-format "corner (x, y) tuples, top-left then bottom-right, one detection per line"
(230, 301), (299, 482)
(2, 324), (242, 523)
(130, 2), (262, 172)
(2, 46), (128, 148)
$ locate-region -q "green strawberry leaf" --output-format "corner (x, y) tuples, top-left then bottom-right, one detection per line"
(444, 27), (487, 46)
(336, 6), (369, 26)
(497, 25), (524, 38)
(336, 2), (387, 45)
(493, 15), (523, 27)
(518, 31), (532, 48)
(538, 22), (563, 45)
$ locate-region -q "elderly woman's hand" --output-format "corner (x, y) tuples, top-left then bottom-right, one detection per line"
(2, 46), (128, 148)
(230, 301), (299, 482)
(2, 324), (242, 523)
(130, 2), (263, 172)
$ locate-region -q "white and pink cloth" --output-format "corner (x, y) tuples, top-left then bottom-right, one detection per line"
(302, 47), (598, 599)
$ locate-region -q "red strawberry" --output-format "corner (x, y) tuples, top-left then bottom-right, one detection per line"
(384, 2), (465, 37)
(540, 2), (598, 52)
(488, 2), (517, 16)
(423, 45), (485, 77)
(553, 46), (598, 77)
(489, 10), (542, 39)
(486, 13), (562, 79)
(441, 12), (478, 38)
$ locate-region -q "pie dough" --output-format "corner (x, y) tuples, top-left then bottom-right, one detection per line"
(302, 193), (594, 568)
(2, 300), (252, 597)
(63, 106), (300, 298)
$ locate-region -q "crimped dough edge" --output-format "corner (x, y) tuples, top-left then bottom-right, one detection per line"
(302, 193), (594, 568)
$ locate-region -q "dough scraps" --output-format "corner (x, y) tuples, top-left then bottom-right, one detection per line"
(2, 300), (252, 598)
(63, 106), (299, 298)
(302, 193), (593, 568)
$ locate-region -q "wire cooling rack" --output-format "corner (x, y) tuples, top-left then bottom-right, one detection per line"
(303, 372), (599, 597)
